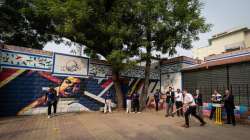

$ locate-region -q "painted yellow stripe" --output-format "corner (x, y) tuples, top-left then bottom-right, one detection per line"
(129, 78), (141, 95)
(0, 69), (26, 88)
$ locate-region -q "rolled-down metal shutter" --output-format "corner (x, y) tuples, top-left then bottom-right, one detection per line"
(182, 66), (227, 102)
(229, 62), (250, 106)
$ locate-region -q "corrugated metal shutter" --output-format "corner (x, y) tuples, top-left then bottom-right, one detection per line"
(182, 66), (227, 103)
(229, 62), (250, 106)
(183, 62), (250, 107)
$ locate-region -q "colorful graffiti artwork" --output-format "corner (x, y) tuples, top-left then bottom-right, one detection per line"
(1, 50), (52, 71)
(121, 67), (160, 80)
(0, 67), (160, 116)
(0, 68), (114, 115)
(89, 63), (112, 78)
(52, 53), (89, 77)
(0, 48), (162, 116)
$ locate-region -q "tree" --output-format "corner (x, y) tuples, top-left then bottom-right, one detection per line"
(0, 0), (54, 49)
(132, 0), (211, 110)
(23, 0), (141, 109)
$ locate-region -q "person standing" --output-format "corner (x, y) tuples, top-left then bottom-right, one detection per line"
(154, 89), (161, 111)
(104, 90), (112, 113)
(194, 89), (203, 118)
(165, 87), (175, 117)
(182, 89), (206, 128)
(175, 89), (183, 117)
(126, 94), (132, 113)
(223, 89), (236, 126)
(132, 91), (140, 113)
(209, 90), (222, 120)
(45, 87), (57, 118)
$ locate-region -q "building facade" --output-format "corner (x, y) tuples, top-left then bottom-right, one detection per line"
(193, 27), (250, 60)
(160, 56), (199, 92)
(182, 48), (250, 107)
(0, 44), (160, 116)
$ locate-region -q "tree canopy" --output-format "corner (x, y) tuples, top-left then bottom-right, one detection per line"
(131, 0), (211, 109)
(0, 0), (210, 110)
(0, 0), (55, 49)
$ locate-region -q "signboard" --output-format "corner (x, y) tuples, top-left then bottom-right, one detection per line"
(52, 53), (89, 77)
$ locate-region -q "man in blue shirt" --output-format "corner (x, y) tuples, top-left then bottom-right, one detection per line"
(45, 87), (57, 118)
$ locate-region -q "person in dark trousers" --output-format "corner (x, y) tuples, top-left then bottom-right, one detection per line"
(165, 87), (175, 117)
(194, 89), (203, 118)
(104, 90), (112, 113)
(175, 89), (183, 117)
(132, 91), (140, 113)
(182, 89), (206, 128)
(45, 87), (57, 118)
(223, 89), (236, 126)
(209, 90), (222, 120)
(154, 89), (161, 111)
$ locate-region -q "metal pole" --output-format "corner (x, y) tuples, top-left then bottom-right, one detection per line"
(238, 86), (241, 105)
(159, 64), (161, 92)
(247, 84), (249, 108)
(159, 61), (161, 92)
(226, 65), (230, 89)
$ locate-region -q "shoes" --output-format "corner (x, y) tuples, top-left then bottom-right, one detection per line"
(48, 115), (51, 119)
(165, 114), (169, 117)
(182, 124), (189, 128)
(200, 122), (206, 126)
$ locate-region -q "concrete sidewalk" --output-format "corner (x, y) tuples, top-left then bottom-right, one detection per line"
(0, 111), (249, 140)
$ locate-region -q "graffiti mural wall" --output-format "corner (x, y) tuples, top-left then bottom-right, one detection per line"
(0, 68), (159, 116)
(0, 46), (160, 116)
(1, 49), (53, 71)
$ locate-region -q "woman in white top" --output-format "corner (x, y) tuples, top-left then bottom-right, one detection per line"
(182, 89), (206, 128)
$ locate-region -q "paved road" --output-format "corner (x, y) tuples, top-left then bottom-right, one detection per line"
(0, 111), (249, 140)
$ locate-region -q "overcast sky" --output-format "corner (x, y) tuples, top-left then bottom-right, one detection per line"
(44, 0), (250, 58)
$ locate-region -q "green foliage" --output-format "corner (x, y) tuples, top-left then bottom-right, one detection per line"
(0, 0), (54, 49)
(133, 0), (211, 57)
(107, 50), (137, 72)
(20, 0), (140, 72)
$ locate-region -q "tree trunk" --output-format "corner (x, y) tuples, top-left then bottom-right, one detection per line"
(112, 70), (124, 110)
(140, 50), (151, 111)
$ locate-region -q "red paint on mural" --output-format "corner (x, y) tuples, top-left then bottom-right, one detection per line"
(101, 79), (112, 88)
(0, 69), (19, 81)
(37, 72), (62, 84)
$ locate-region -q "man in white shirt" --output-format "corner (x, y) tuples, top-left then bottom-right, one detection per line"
(183, 89), (206, 128)
(175, 89), (183, 117)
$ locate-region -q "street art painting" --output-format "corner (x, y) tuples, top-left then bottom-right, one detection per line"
(0, 68), (115, 116)
(0, 67), (161, 116)
(0, 49), (52, 71)
(52, 53), (89, 77)
(0, 48), (162, 116)
(89, 63), (112, 78)
(121, 67), (160, 80)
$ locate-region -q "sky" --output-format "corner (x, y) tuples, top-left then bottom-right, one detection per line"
(44, 0), (250, 58)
